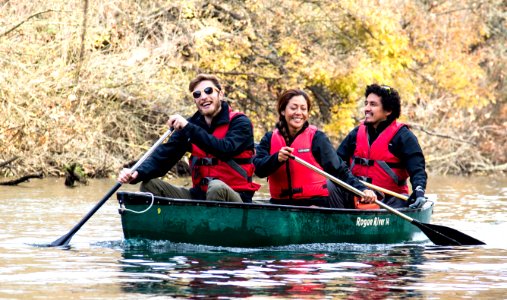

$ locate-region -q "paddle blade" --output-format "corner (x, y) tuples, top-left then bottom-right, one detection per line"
(413, 220), (485, 246)
(50, 233), (72, 247)
(48, 182), (123, 247)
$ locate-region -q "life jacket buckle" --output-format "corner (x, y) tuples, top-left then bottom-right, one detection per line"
(354, 157), (374, 166)
(358, 176), (372, 183)
(200, 158), (217, 166)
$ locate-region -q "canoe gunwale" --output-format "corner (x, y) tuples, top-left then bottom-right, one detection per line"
(117, 191), (432, 216)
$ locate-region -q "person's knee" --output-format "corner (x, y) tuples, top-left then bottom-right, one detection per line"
(207, 179), (225, 192)
(140, 180), (156, 193)
(207, 180), (226, 197)
(140, 178), (169, 196)
(207, 180), (242, 202)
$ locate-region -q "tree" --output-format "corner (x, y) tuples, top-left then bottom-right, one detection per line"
(0, 0), (504, 176)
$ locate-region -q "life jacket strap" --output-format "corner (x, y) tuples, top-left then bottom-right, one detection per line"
(280, 187), (303, 198)
(192, 157), (252, 166)
(376, 161), (407, 186)
(224, 159), (252, 182)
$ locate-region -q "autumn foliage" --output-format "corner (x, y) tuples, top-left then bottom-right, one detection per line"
(0, 0), (505, 177)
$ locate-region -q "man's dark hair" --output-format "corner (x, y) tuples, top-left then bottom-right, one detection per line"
(365, 84), (401, 121)
(189, 74), (222, 92)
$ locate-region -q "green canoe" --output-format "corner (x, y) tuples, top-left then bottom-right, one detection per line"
(117, 191), (433, 247)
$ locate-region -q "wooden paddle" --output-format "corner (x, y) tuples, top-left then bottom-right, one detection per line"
(289, 155), (485, 246)
(49, 129), (174, 247)
(360, 180), (409, 201)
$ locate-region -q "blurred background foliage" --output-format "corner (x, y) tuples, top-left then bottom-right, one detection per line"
(0, 0), (505, 177)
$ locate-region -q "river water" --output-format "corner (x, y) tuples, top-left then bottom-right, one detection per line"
(0, 175), (506, 299)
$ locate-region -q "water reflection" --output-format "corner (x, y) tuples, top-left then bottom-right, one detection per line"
(419, 246), (507, 296)
(117, 240), (431, 298)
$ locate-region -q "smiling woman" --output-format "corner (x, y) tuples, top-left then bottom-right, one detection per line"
(253, 88), (377, 208)
(281, 94), (309, 137)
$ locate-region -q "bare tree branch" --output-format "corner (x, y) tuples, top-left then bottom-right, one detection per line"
(409, 123), (476, 145)
(0, 156), (19, 168)
(0, 10), (57, 38)
(211, 70), (281, 80)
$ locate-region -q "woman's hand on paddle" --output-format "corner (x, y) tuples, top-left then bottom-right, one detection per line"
(360, 189), (377, 204)
(118, 168), (138, 184)
(278, 147), (294, 162)
(167, 114), (188, 131)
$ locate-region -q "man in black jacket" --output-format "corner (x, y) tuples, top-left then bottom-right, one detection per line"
(334, 84), (427, 209)
(117, 74), (260, 203)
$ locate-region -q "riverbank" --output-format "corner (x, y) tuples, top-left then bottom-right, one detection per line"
(1, 1), (505, 178)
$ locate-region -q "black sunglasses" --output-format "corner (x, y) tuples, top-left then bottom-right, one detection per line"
(380, 85), (392, 94)
(192, 86), (218, 99)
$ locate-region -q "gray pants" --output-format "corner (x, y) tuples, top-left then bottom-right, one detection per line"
(140, 178), (243, 203)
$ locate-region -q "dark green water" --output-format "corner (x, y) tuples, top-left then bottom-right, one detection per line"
(0, 176), (506, 299)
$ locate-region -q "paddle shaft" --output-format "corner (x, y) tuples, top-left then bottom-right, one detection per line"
(360, 180), (409, 201)
(290, 155), (414, 222)
(50, 129), (173, 247)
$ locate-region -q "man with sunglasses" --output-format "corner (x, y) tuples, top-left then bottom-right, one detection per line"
(118, 74), (261, 202)
(330, 84), (427, 209)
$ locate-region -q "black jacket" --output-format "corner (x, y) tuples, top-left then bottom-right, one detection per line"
(133, 101), (256, 194)
(254, 123), (367, 200)
(337, 119), (427, 190)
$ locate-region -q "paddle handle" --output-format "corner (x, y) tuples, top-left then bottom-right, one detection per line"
(359, 180), (409, 201)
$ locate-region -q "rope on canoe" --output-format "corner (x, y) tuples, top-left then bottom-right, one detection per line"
(121, 192), (154, 214)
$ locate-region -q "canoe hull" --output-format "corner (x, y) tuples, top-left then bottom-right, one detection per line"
(117, 191), (433, 247)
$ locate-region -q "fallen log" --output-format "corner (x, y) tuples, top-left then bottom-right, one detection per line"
(0, 173), (43, 186)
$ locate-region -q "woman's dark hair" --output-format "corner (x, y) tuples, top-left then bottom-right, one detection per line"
(189, 74), (222, 92)
(365, 84), (401, 121)
(276, 88), (311, 142)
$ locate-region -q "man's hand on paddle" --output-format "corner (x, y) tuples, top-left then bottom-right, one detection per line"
(408, 186), (427, 209)
(168, 114), (188, 131)
(118, 168), (138, 184)
(359, 189), (377, 204)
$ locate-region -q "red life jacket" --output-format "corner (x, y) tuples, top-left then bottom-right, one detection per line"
(268, 125), (328, 200)
(190, 110), (260, 193)
(351, 121), (410, 197)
